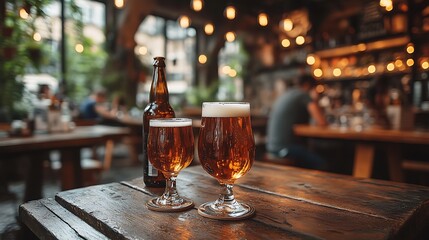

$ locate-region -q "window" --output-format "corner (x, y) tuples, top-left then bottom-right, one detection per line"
(28, 0), (107, 102)
(135, 15), (197, 108)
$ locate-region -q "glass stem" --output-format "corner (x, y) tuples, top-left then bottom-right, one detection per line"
(162, 175), (179, 201)
(217, 184), (237, 205)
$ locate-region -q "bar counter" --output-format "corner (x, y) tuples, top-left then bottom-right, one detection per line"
(294, 124), (429, 181)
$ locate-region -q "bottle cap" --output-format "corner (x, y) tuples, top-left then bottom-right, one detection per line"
(153, 57), (166, 67)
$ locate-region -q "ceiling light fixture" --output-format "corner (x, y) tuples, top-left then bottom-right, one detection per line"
(199, 54), (207, 64)
(225, 31), (236, 42)
(224, 5), (236, 20)
(258, 13), (268, 27)
(204, 23), (214, 35)
(191, 0), (203, 12)
(178, 15), (191, 28)
(280, 18), (293, 32)
(115, 0), (125, 9)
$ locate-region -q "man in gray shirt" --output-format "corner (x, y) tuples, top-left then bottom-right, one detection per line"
(266, 75), (327, 170)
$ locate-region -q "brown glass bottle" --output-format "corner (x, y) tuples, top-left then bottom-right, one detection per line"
(143, 57), (175, 187)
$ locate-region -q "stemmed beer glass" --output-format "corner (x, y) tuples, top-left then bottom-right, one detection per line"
(198, 102), (255, 220)
(146, 118), (194, 212)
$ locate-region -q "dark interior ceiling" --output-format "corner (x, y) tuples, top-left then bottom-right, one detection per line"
(148, 0), (365, 35)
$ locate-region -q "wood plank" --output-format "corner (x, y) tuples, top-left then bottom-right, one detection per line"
(55, 183), (310, 240)
(19, 198), (107, 240)
(124, 173), (399, 239)
(55, 169), (411, 240)
(185, 163), (429, 224)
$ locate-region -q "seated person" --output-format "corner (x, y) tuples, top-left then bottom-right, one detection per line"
(366, 75), (391, 129)
(80, 90), (129, 126)
(266, 75), (327, 170)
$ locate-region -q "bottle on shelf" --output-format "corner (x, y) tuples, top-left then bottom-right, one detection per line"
(143, 57), (175, 187)
(47, 95), (62, 132)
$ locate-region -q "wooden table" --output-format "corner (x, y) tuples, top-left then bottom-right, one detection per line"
(294, 124), (429, 181)
(0, 125), (129, 201)
(20, 162), (429, 239)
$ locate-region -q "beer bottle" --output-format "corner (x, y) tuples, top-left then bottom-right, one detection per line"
(143, 57), (175, 187)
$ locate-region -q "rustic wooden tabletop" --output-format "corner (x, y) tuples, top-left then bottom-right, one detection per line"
(20, 162), (429, 239)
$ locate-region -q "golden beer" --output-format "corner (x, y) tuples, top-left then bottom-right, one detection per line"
(146, 118), (194, 212)
(198, 103), (255, 184)
(148, 119), (194, 175)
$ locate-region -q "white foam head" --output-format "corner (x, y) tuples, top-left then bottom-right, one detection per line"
(202, 102), (250, 117)
(150, 118), (192, 127)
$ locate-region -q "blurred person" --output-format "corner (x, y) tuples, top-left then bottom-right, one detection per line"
(110, 95), (127, 118)
(79, 89), (112, 121)
(32, 84), (54, 131)
(266, 75), (328, 170)
(366, 75), (391, 129)
(37, 84), (52, 101)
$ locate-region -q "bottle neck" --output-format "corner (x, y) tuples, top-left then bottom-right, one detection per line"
(149, 66), (170, 103)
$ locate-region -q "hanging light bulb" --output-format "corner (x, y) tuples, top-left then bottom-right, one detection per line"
(198, 54), (207, 64)
(225, 31), (236, 42)
(306, 55), (316, 65)
(367, 65), (376, 74)
(314, 68), (323, 78)
(75, 44), (84, 53)
(379, 0), (389, 7)
(258, 12), (268, 27)
(296, 36), (305, 45)
(191, 0), (203, 12)
(224, 5), (236, 20)
(178, 15), (191, 28)
(281, 38), (290, 48)
(19, 8), (29, 19)
(115, 0), (125, 9)
(33, 32), (42, 41)
(280, 18), (293, 32)
(406, 44), (414, 54)
(204, 23), (214, 35)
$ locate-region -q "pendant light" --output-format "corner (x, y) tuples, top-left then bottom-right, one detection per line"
(258, 12), (268, 27)
(178, 15), (191, 28)
(191, 0), (203, 12)
(204, 23), (214, 35)
(224, 5), (236, 20)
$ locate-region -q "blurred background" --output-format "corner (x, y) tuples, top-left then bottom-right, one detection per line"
(1, 0), (429, 238)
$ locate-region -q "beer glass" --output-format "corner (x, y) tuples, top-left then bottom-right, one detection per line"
(146, 118), (194, 212)
(198, 102), (255, 220)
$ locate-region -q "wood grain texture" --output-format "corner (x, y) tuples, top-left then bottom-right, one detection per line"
(52, 163), (429, 239)
(55, 182), (309, 240)
(19, 198), (108, 240)
(20, 163), (429, 240)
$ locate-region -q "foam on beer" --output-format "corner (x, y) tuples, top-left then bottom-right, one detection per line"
(150, 118), (192, 127)
(202, 102), (250, 117)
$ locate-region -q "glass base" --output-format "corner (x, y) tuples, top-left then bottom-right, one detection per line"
(198, 201), (255, 220)
(146, 197), (194, 212)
